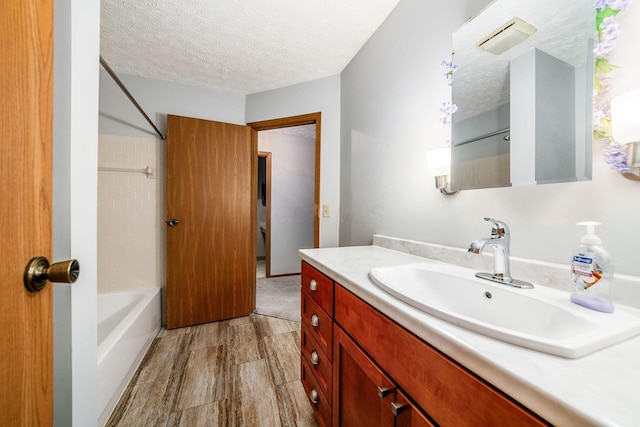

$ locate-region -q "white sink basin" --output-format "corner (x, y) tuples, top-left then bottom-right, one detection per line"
(369, 262), (640, 358)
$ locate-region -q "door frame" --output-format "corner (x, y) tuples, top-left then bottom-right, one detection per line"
(248, 112), (321, 249)
(258, 151), (272, 277)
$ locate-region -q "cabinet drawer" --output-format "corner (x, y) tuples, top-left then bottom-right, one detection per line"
(334, 285), (547, 427)
(301, 262), (334, 315)
(302, 357), (332, 427)
(301, 322), (333, 403)
(301, 290), (333, 361)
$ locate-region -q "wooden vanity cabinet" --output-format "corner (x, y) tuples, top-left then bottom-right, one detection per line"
(300, 262), (335, 426)
(301, 261), (547, 426)
(334, 285), (548, 427)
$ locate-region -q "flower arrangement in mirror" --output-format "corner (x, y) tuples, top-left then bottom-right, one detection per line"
(593, 0), (632, 173)
(440, 60), (458, 127)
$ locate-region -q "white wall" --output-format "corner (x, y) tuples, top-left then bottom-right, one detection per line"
(340, 0), (468, 247)
(340, 0), (640, 289)
(259, 129), (316, 275)
(246, 75), (342, 248)
(99, 69), (247, 136)
(97, 135), (166, 293)
(53, 0), (100, 425)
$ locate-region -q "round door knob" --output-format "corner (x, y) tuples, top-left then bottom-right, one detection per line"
(308, 279), (317, 291)
(24, 257), (80, 293)
(166, 219), (179, 227)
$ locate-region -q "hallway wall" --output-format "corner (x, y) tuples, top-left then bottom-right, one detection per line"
(259, 128), (316, 275)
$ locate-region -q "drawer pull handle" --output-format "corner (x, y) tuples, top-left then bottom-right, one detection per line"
(310, 313), (320, 327)
(308, 279), (318, 291)
(391, 402), (408, 416)
(377, 386), (393, 398)
(309, 388), (319, 405)
(310, 350), (319, 365)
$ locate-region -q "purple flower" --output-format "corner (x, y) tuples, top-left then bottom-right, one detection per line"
(440, 60), (457, 71)
(595, 16), (621, 58)
(592, 0), (632, 173)
(440, 101), (458, 127)
(604, 146), (631, 173)
(440, 60), (458, 87)
(596, 0), (630, 11)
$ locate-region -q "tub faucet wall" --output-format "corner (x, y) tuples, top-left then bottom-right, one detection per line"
(97, 134), (166, 293)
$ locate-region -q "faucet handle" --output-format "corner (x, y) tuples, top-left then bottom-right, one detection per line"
(484, 217), (510, 237)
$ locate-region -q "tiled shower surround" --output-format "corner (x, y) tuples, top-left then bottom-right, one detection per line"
(98, 134), (166, 294)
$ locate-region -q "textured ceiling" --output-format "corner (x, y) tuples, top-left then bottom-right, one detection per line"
(453, 0), (593, 121)
(100, 0), (401, 94)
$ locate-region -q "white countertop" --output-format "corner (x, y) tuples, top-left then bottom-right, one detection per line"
(299, 245), (640, 427)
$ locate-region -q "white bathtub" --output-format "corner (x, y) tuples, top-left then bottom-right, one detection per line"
(97, 288), (161, 426)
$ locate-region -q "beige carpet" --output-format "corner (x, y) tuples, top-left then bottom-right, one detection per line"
(255, 275), (301, 322)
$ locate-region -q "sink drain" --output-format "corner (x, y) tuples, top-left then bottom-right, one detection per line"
(484, 291), (493, 299)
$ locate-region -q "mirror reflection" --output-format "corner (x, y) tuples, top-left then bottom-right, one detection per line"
(451, 0), (594, 190)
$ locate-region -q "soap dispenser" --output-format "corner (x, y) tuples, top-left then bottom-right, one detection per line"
(570, 221), (614, 313)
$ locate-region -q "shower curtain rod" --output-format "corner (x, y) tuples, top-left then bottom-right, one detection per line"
(455, 128), (510, 146)
(99, 56), (166, 140)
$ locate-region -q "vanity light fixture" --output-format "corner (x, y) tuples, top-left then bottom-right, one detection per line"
(426, 147), (457, 195)
(477, 18), (537, 55)
(611, 89), (640, 181)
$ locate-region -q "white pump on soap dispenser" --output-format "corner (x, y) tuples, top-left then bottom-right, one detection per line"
(570, 221), (614, 313)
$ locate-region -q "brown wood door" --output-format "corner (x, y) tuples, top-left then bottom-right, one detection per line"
(166, 115), (257, 328)
(1, 0), (54, 425)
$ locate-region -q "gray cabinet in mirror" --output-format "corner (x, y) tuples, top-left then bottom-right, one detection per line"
(450, 0), (594, 190)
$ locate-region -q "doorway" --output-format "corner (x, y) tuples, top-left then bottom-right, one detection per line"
(249, 113), (321, 278)
(257, 151), (271, 278)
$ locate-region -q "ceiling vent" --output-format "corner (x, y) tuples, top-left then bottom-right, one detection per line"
(477, 18), (537, 55)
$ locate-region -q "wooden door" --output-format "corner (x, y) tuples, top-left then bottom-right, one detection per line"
(333, 325), (396, 427)
(166, 115), (256, 328)
(1, 0), (54, 425)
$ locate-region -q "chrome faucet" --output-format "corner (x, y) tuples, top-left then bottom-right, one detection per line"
(468, 218), (533, 289)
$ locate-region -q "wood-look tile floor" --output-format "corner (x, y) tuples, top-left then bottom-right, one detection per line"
(107, 314), (319, 427)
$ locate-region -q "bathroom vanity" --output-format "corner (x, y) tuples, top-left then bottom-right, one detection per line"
(299, 243), (640, 426)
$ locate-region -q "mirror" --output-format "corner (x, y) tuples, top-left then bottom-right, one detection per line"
(450, 0), (595, 190)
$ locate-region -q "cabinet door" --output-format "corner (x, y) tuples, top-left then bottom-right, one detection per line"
(394, 390), (436, 427)
(333, 324), (396, 427)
